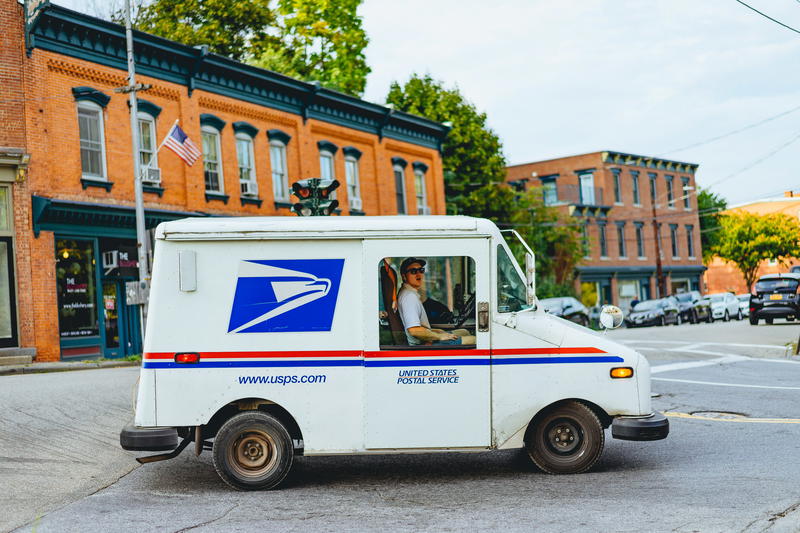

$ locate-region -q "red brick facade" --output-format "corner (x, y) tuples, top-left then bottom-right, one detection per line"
(507, 151), (705, 310)
(5, 2), (448, 361)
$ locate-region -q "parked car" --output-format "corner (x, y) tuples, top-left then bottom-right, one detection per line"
(736, 294), (751, 318)
(749, 273), (800, 325)
(540, 297), (590, 326)
(625, 297), (680, 327)
(673, 291), (712, 324)
(790, 266), (800, 274)
(708, 292), (742, 321)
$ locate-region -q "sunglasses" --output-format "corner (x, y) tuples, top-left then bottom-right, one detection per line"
(406, 267), (426, 274)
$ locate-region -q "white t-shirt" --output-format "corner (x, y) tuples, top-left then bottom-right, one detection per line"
(398, 283), (430, 345)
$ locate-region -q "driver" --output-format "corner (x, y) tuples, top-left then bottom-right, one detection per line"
(397, 257), (476, 346)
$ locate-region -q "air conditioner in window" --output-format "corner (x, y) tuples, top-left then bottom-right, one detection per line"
(240, 180), (258, 197)
(418, 205), (431, 215)
(141, 167), (161, 185)
(349, 196), (362, 211)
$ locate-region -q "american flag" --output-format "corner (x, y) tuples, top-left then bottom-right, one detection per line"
(163, 123), (201, 166)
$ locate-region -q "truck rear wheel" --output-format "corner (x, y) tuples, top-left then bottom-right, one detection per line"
(212, 411), (293, 491)
(525, 401), (604, 475)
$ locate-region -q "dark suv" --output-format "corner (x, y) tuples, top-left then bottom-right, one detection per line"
(673, 291), (711, 324)
(749, 273), (800, 325)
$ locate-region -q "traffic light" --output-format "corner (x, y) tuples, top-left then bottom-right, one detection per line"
(291, 178), (340, 216)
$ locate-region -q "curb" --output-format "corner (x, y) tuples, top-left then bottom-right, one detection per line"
(0, 361), (140, 376)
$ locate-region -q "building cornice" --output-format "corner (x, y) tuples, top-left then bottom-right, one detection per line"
(30, 5), (450, 151)
(602, 151), (698, 175)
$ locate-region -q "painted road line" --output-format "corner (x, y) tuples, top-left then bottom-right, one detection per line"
(651, 355), (749, 374)
(665, 411), (800, 424)
(665, 343), (706, 352)
(619, 340), (787, 350)
(654, 377), (800, 390)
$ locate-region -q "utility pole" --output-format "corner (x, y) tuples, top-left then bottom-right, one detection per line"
(117, 0), (152, 336)
(651, 199), (665, 298)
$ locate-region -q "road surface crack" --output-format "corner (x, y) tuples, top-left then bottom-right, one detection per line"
(173, 503), (239, 532)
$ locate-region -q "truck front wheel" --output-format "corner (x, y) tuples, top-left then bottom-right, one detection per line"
(212, 411), (294, 491)
(525, 401), (604, 475)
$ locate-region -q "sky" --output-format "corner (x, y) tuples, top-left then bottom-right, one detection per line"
(57, 0), (800, 206)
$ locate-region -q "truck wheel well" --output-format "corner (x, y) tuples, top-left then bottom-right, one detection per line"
(523, 398), (612, 443)
(204, 398), (304, 452)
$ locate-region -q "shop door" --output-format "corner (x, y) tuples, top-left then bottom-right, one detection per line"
(0, 237), (18, 348)
(102, 280), (141, 358)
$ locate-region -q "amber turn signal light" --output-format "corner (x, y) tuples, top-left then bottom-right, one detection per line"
(610, 367), (633, 379)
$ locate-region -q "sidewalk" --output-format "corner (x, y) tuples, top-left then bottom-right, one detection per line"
(0, 359), (140, 376)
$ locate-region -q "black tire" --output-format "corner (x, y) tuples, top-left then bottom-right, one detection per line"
(707, 312), (713, 323)
(212, 411), (294, 491)
(659, 316), (666, 327)
(749, 316), (758, 325)
(690, 311), (697, 324)
(525, 401), (604, 475)
(675, 314), (682, 326)
(737, 309), (743, 321)
(724, 311), (729, 322)
(766, 318), (774, 325)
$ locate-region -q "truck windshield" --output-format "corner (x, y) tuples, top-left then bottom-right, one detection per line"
(497, 245), (532, 313)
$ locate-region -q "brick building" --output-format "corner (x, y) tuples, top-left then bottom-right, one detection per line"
(3, 2), (448, 362)
(704, 191), (800, 294)
(507, 151), (705, 310)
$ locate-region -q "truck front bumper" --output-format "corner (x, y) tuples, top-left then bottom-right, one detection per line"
(120, 425), (178, 451)
(611, 412), (669, 441)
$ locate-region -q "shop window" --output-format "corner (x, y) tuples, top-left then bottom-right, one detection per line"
(77, 101), (107, 181)
(236, 133), (258, 197)
(202, 127), (224, 193)
(56, 239), (99, 339)
(379, 256), (476, 349)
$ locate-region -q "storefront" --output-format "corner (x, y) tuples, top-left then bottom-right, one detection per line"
(33, 196), (206, 360)
(665, 266), (705, 295)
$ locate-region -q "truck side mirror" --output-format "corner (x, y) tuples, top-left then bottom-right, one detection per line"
(525, 252), (535, 306)
(599, 305), (624, 329)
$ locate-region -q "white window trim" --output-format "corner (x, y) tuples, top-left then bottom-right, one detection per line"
(236, 133), (258, 197)
(414, 168), (428, 215)
(269, 140), (289, 202)
(77, 101), (108, 181)
(319, 150), (337, 200)
(345, 155), (361, 210)
(202, 126), (224, 194)
(393, 164), (407, 215)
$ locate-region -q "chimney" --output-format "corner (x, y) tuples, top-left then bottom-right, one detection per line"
(785, 191), (794, 198)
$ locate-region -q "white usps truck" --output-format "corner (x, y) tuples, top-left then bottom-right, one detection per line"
(120, 216), (668, 490)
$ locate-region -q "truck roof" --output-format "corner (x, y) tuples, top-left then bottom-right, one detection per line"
(156, 216), (501, 241)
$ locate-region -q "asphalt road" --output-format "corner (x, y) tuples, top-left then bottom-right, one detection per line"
(4, 319), (800, 533)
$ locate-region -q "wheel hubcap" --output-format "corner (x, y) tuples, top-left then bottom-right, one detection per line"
(230, 430), (277, 477)
(545, 419), (582, 455)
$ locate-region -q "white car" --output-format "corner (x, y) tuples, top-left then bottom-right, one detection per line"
(709, 292), (742, 321)
(736, 294), (751, 318)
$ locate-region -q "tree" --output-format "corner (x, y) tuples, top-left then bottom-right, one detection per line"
(128, 0), (370, 96)
(459, 183), (584, 298)
(385, 74), (507, 214)
(696, 187), (727, 263)
(132, 0), (279, 62)
(713, 212), (800, 290)
(252, 0), (370, 96)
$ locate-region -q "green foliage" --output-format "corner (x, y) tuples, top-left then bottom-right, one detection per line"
(252, 0), (370, 96)
(713, 212), (800, 290)
(134, 0), (279, 62)
(385, 74), (507, 213)
(696, 188), (727, 263)
(132, 0), (369, 96)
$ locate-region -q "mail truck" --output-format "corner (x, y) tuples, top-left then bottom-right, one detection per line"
(120, 216), (668, 490)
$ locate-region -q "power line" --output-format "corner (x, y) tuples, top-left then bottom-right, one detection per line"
(734, 0), (800, 35)
(704, 128), (800, 189)
(657, 103), (800, 156)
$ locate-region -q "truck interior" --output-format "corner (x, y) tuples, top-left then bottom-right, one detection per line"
(378, 256), (476, 349)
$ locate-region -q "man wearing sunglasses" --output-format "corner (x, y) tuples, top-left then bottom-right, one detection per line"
(397, 257), (475, 346)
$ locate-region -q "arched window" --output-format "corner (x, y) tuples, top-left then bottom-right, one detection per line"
(76, 101), (107, 181)
(235, 132), (257, 197)
(201, 126), (224, 193)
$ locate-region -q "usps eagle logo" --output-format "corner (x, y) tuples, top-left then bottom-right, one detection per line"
(227, 259), (345, 333)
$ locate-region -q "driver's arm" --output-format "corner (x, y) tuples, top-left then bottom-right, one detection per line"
(407, 326), (456, 342)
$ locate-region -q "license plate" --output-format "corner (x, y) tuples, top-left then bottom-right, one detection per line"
(770, 294), (783, 300)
